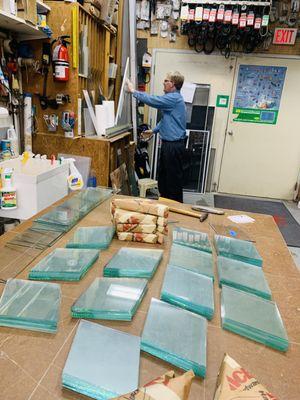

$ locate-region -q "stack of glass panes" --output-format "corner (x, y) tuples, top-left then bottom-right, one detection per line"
(169, 243), (214, 279)
(6, 228), (63, 250)
(161, 265), (214, 319)
(32, 188), (113, 235)
(62, 187), (112, 218)
(79, 187), (113, 208)
(172, 227), (212, 253)
(35, 206), (80, 233)
(103, 247), (163, 279)
(62, 195), (94, 219)
(221, 285), (289, 352)
(62, 320), (140, 399)
(66, 226), (115, 249)
(28, 248), (100, 281)
(141, 298), (207, 377)
(214, 235), (263, 267)
(217, 256), (271, 299)
(71, 277), (148, 321)
(0, 279), (61, 333)
(30, 221), (67, 235)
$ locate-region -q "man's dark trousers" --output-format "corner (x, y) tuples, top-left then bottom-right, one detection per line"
(158, 139), (185, 202)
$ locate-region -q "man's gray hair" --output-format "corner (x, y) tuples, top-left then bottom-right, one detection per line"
(167, 71), (185, 90)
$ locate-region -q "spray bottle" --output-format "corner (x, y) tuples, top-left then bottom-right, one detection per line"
(62, 158), (84, 191)
(1, 168), (17, 209)
(7, 125), (19, 157)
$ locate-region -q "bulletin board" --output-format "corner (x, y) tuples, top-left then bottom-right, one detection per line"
(233, 65), (287, 124)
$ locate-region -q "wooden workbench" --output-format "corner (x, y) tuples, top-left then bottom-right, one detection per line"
(0, 197), (299, 400)
(33, 132), (133, 187)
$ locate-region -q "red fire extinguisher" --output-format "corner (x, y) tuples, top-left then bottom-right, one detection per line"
(52, 36), (70, 82)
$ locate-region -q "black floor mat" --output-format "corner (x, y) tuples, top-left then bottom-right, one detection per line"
(214, 195), (300, 247)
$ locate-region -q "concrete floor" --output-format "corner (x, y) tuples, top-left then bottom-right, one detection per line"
(183, 191), (300, 270)
(284, 200), (300, 269)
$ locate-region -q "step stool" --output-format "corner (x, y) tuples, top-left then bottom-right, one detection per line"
(138, 178), (158, 198)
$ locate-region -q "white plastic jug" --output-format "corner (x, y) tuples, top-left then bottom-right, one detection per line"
(7, 126), (19, 157)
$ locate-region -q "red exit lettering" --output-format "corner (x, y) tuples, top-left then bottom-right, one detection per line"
(226, 368), (254, 390)
(273, 28), (297, 45)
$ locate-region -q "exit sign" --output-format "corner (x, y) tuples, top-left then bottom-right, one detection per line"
(273, 28), (297, 45)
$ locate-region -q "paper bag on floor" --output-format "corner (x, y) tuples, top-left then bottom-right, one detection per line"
(112, 370), (194, 400)
(214, 354), (278, 400)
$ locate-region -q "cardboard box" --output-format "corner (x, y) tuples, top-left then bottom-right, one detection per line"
(17, 0), (37, 25)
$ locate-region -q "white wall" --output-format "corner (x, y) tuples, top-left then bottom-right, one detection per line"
(149, 49), (300, 199)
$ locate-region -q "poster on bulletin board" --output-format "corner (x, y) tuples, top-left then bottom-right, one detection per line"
(232, 65), (287, 124)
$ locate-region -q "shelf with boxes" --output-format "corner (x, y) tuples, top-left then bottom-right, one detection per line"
(0, 9), (47, 40)
(0, 0), (52, 41)
(0, 0), (52, 40)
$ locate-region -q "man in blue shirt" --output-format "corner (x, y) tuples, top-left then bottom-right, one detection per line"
(127, 71), (186, 202)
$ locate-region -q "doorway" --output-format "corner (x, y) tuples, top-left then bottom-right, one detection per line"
(218, 56), (300, 200)
(149, 49), (236, 194)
